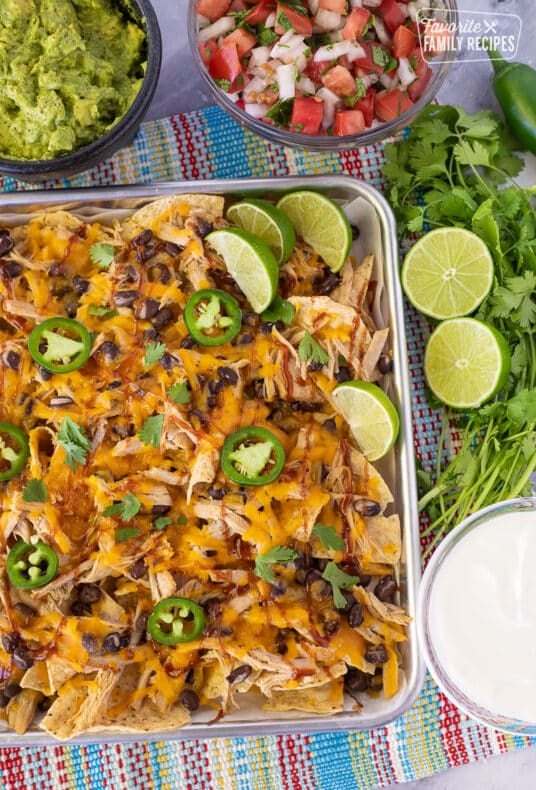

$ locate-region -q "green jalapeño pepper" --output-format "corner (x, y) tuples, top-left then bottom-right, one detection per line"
(221, 426), (285, 486)
(148, 597), (205, 645)
(28, 317), (92, 374)
(184, 289), (242, 347)
(0, 423), (29, 482)
(7, 540), (59, 589)
(487, 48), (536, 156)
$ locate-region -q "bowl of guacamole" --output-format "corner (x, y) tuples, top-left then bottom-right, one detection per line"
(0, 0), (161, 179)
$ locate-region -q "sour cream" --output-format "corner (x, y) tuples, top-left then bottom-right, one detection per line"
(426, 507), (536, 722)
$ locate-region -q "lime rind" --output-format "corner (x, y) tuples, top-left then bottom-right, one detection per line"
(206, 227), (279, 313)
(424, 317), (511, 409)
(332, 380), (400, 461)
(226, 199), (296, 264)
(402, 227), (494, 320)
(276, 191), (352, 273)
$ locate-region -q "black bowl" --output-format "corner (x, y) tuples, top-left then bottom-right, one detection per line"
(0, 0), (162, 182)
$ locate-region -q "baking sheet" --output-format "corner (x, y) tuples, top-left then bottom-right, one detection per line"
(0, 175), (424, 743)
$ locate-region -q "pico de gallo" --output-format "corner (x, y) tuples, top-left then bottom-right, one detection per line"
(195, 0), (435, 137)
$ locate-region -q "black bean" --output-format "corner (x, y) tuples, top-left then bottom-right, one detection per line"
(354, 499), (381, 517)
(0, 692), (9, 708)
(208, 380), (223, 395)
(48, 261), (63, 277)
(82, 633), (99, 654)
(378, 354), (393, 375)
(340, 560), (360, 578)
(374, 576), (397, 602)
(163, 241), (180, 257)
(2, 350), (20, 370)
(275, 631), (288, 655)
(357, 573), (372, 587)
(348, 602), (364, 628)
(72, 275), (90, 295)
(207, 396), (217, 409)
(119, 634), (130, 649)
(321, 610), (341, 636)
(137, 299), (160, 320)
(365, 644), (388, 664)
(207, 486), (225, 501)
(136, 611), (149, 631)
(217, 366), (239, 386)
(12, 647), (33, 670)
(136, 242), (158, 263)
(98, 341), (120, 360)
(259, 323), (274, 335)
(323, 418), (336, 433)
(291, 401), (319, 412)
(152, 504), (171, 516)
(295, 569), (308, 585)
(3, 682), (21, 699)
(0, 229), (9, 236)
(152, 305), (173, 329)
(237, 333), (253, 345)
(1, 634), (18, 654)
(113, 290), (138, 308)
(144, 328), (161, 342)
(314, 272), (340, 295)
(0, 236), (14, 256)
(180, 688), (200, 711)
(107, 380), (122, 390)
(102, 632), (122, 654)
(190, 408), (207, 426)
(38, 366), (52, 381)
(151, 263), (172, 284)
(344, 668), (369, 692)
(130, 558), (146, 580)
(180, 335), (196, 349)
(38, 696), (53, 712)
(313, 558), (329, 572)
(308, 361), (325, 372)
(132, 229), (153, 247)
(226, 665), (252, 685)
(65, 299), (79, 318)
(335, 366), (352, 384)
(270, 579), (287, 598)
(50, 396), (74, 408)
(71, 600), (91, 616)
(193, 219), (213, 238)
(308, 578), (333, 603)
(159, 352), (179, 370)
(13, 603), (36, 618)
(77, 583), (102, 604)
(2, 261), (22, 278)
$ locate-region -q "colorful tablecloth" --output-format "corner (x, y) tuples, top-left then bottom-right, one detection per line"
(0, 105), (534, 789)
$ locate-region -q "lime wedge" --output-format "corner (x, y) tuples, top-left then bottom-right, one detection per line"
(205, 227), (278, 313)
(226, 199), (296, 264)
(424, 317), (510, 409)
(332, 380), (400, 461)
(402, 228), (494, 320)
(276, 191), (352, 273)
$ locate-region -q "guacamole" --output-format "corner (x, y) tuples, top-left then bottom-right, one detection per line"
(0, 0), (147, 160)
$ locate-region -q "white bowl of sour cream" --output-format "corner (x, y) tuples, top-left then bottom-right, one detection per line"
(418, 497), (536, 734)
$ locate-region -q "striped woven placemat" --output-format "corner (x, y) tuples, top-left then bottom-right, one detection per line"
(0, 105), (533, 789)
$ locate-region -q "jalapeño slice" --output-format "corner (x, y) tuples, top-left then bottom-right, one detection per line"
(28, 317), (92, 374)
(0, 423), (29, 481)
(184, 289), (242, 347)
(7, 540), (59, 589)
(148, 597), (205, 645)
(221, 426), (285, 486)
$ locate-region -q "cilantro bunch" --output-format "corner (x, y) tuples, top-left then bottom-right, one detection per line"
(384, 105), (536, 551)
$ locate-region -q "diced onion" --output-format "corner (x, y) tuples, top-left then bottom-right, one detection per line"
(363, 0), (382, 7)
(314, 41), (353, 61)
(244, 103), (271, 119)
(379, 72), (400, 89)
(313, 9), (341, 31)
(249, 46), (271, 68)
(297, 76), (317, 95)
(244, 76), (268, 95)
(276, 63), (296, 99)
(197, 14), (210, 28)
(309, 0), (320, 12)
(198, 16), (235, 42)
(349, 0), (363, 6)
(265, 11), (276, 27)
(408, 0), (428, 22)
(397, 56), (417, 86)
(397, 1), (410, 18)
(373, 16), (392, 46)
(346, 42), (366, 62)
(361, 72), (379, 88)
(316, 86), (341, 129)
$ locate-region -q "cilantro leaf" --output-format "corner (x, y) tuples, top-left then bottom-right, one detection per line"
(261, 296), (295, 326)
(298, 331), (329, 365)
(89, 243), (115, 269)
(312, 523), (345, 552)
(176, 514), (187, 525)
(153, 516), (173, 530)
(138, 414), (164, 448)
(257, 24), (278, 45)
(103, 492), (141, 522)
(371, 45), (389, 68)
(168, 381), (191, 404)
(266, 98), (294, 127)
(21, 479), (47, 503)
(57, 417), (92, 471)
(322, 561), (360, 609)
(144, 341), (166, 366)
(254, 545), (299, 584)
(88, 305), (119, 319)
(115, 526), (140, 543)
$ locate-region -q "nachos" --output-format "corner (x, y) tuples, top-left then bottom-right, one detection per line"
(0, 194), (408, 739)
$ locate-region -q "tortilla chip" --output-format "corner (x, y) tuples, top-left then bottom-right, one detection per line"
(121, 194), (224, 241)
(88, 699), (191, 735)
(263, 678), (344, 714)
(41, 669), (118, 740)
(356, 515), (401, 565)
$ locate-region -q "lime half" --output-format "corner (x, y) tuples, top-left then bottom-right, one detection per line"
(402, 228), (494, 320)
(332, 380), (400, 461)
(424, 317), (510, 409)
(206, 227), (278, 313)
(226, 199), (296, 264)
(276, 191), (352, 273)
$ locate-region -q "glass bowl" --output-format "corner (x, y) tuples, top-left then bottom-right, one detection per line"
(188, 0), (457, 151)
(0, 0), (162, 182)
(418, 497), (536, 734)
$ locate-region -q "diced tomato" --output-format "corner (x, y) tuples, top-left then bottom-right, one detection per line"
(198, 39), (218, 66)
(378, 0), (406, 33)
(333, 109), (365, 136)
(209, 41), (243, 84)
(392, 25), (417, 59)
(375, 89), (414, 121)
(354, 87), (375, 127)
(321, 65), (356, 97)
(224, 28), (256, 57)
(196, 0), (231, 22)
(245, 0), (276, 24)
(229, 0), (248, 9)
(407, 48), (433, 101)
(275, 3), (313, 36)
(290, 97), (324, 134)
(342, 8), (371, 41)
(318, 0), (346, 13)
(304, 58), (329, 84)
(353, 42), (395, 76)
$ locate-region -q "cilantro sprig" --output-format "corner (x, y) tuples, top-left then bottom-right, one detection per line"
(103, 492), (141, 521)
(168, 381), (190, 404)
(144, 341), (166, 366)
(22, 479), (47, 503)
(57, 417), (92, 471)
(298, 331), (329, 365)
(312, 523), (345, 552)
(322, 561), (360, 609)
(89, 243), (115, 269)
(138, 414), (164, 449)
(254, 545), (299, 584)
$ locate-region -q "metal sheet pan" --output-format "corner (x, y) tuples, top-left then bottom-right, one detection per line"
(0, 175), (424, 743)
